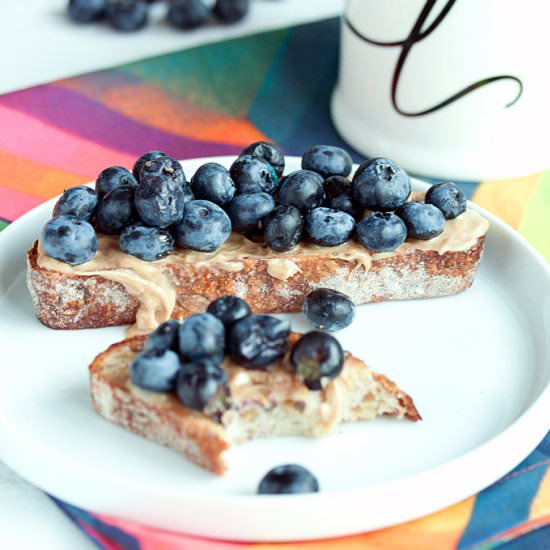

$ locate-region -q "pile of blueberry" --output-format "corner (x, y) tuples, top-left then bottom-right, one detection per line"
(68, 0), (250, 32)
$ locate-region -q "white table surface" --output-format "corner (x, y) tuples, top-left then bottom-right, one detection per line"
(0, 1), (343, 548)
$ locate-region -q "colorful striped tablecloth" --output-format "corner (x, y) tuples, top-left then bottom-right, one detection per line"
(0, 17), (548, 550)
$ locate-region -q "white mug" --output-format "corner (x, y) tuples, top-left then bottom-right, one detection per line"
(331, 0), (550, 180)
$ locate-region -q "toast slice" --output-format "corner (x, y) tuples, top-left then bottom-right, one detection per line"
(90, 333), (421, 475)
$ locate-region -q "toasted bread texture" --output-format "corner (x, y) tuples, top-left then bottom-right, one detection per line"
(89, 333), (420, 475)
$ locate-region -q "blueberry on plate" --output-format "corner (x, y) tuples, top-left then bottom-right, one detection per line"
(396, 201), (445, 240)
(133, 150), (167, 180)
(176, 360), (228, 412)
(179, 313), (225, 361)
(352, 157), (411, 211)
(207, 296), (251, 326)
(258, 464), (319, 495)
(41, 215), (98, 265)
(53, 186), (98, 221)
(139, 157), (187, 188)
(326, 192), (363, 220)
(323, 175), (352, 200)
(356, 212), (407, 252)
(167, 0), (209, 29)
(303, 289), (355, 331)
(119, 223), (174, 261)
(228, 314), (290, 368)
(106, 0), (148, 31)
(95, 166), (138, 199)
(302, 145), (352, 179)
(68, 0), (107, 22)
(213, 0), (249, 23)
(278, 170), (325, 213)
(290, 331), (344, 390)
(230, 155), (278, 195)
(263, 204), (304, 252)
(305, 207), (355, 246)
(145, 320), (181, 353)
(190, 163), (235, 206)
(225, 192), (275, 234)
(175, 200), (231, 252)
(241, 141), (285, 178)
(129, 348), (182, 392)
(425, 182), (467, 219)
(96, 186), (136, 234)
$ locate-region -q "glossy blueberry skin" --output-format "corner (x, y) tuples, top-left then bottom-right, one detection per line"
(305, 207), (355, 246)
(230, 155), (278, 195)
(213, 0), (249, 23)
(106, 0), (148, 31)
(241, 141), (285, 178)
(68, 0), (106, 22)
(119, 223), (174, 261)
(225, 192), (275, 234)
(53, 186), (98, 221)
(145, 320), (181, 353)
(96, 186), (136, 234)
(263, 204), (304, 252)
(41, 215), (98, 265)
(229, 314), (290, 368)
(133, 150), (166, 180)
(190, 163), (235, 206)
(425, 182), (467, 219)
(258, 464), (319, 495)
(396, 201), (445, 240)
(326, 192), (363, 220)
(176, 360), (228, 412)
(95, 166), (138, 199)
(323, 175), (352, 200)
(302, 145), (352, 179)
(129, 348), (182, 392)
(352, 157), (411, 211)
(290, 330), (344, 390)
(167, 0), (209, 29)
(303, 289), (355, 332)
(356, 212), (407, 252)
(139, 157), (187, 188)
(278, 170), (325, 214)
(207, 296), (251, 326)
(179, 313), (226, 361)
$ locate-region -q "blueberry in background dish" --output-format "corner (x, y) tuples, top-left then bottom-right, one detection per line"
(41, 215), (98, 265)
(258, 464), (319, 495)
(132, 150), (167, 180)
(425, 182), (467, 219)
(278, 170), (325, 213)
(207, 296), (251, 327)
(106, 0), (149, 31)
(129, 348), (182, 392)
(176, 360), (228, 412)
(145, 320), (181, 353)
(263, 204), (304, 252)
(240, 141), (285, 178)
(303, 289), (355, 332)
(302, 145), (352, 179)
(178, 313), (225, 361)
(190, 163), (235, 206)
(396, 202), (445, 240)
(356, 212), (407, 252)
(305, 207), (355, 246)
(225, 192), (275, 234)
(96, 186), (136, 234)
(68, 0), (107, 22)
(230, 155), (278, 195)
(95, 166), (138, 199)
(119, 223), (174, 260)
(53, 186), (98, 222)
(213, 0), (249, 23)
(167, 0), (209, 29)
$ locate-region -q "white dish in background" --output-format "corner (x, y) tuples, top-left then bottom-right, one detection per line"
(0, 156), (548, 542)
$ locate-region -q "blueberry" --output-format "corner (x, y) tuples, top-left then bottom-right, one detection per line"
(41, 215), (98, 265)
(356, 212), (407, 251)
(352, 158), (411, 211)
(145, 320), (181, 353)
(139, 157), (187, 188)
(129, 348), (181, 392)
(53, 186), (98, 221)
(395, 202), (445, 240)
(174, 200), (231, 252)
(68, 0), (107, 22)
(305, 207), (355, 246)
(278, 170), (325, 213)
(290, 331), (344, 390)
(133, 150), (166, 180)
(176, 360), (228, 412)
(241, 141), (285, 178)
(167, 0), (209, 29)
(119, 223), (174, 260)
(225, 192), (275, 234)
(303, 289), (355, 331)
(425, 182), (467, 219)
(179, 313), (225, 361)
(302, 145), (352, 179)
(213, 0), (249, 23)
(326, 193), (363, 220)
(96, 186), (136, 234)
(228, 314), (290, 368)
(106, 0), (148, 31)
(230, 155), (278, 195)
(95, 166), (138, 199)
(190, 163), (235, 206)
(207, 296), (251, 326)
(323, 175), (352, 200)
(263, 205), (304, 252)
(258, 464), (319, 495)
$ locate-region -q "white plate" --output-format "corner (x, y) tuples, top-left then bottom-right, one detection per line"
(0, 156), (549, 542)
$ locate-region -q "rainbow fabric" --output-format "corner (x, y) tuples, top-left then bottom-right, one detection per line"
(0, 18), (548, 549)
